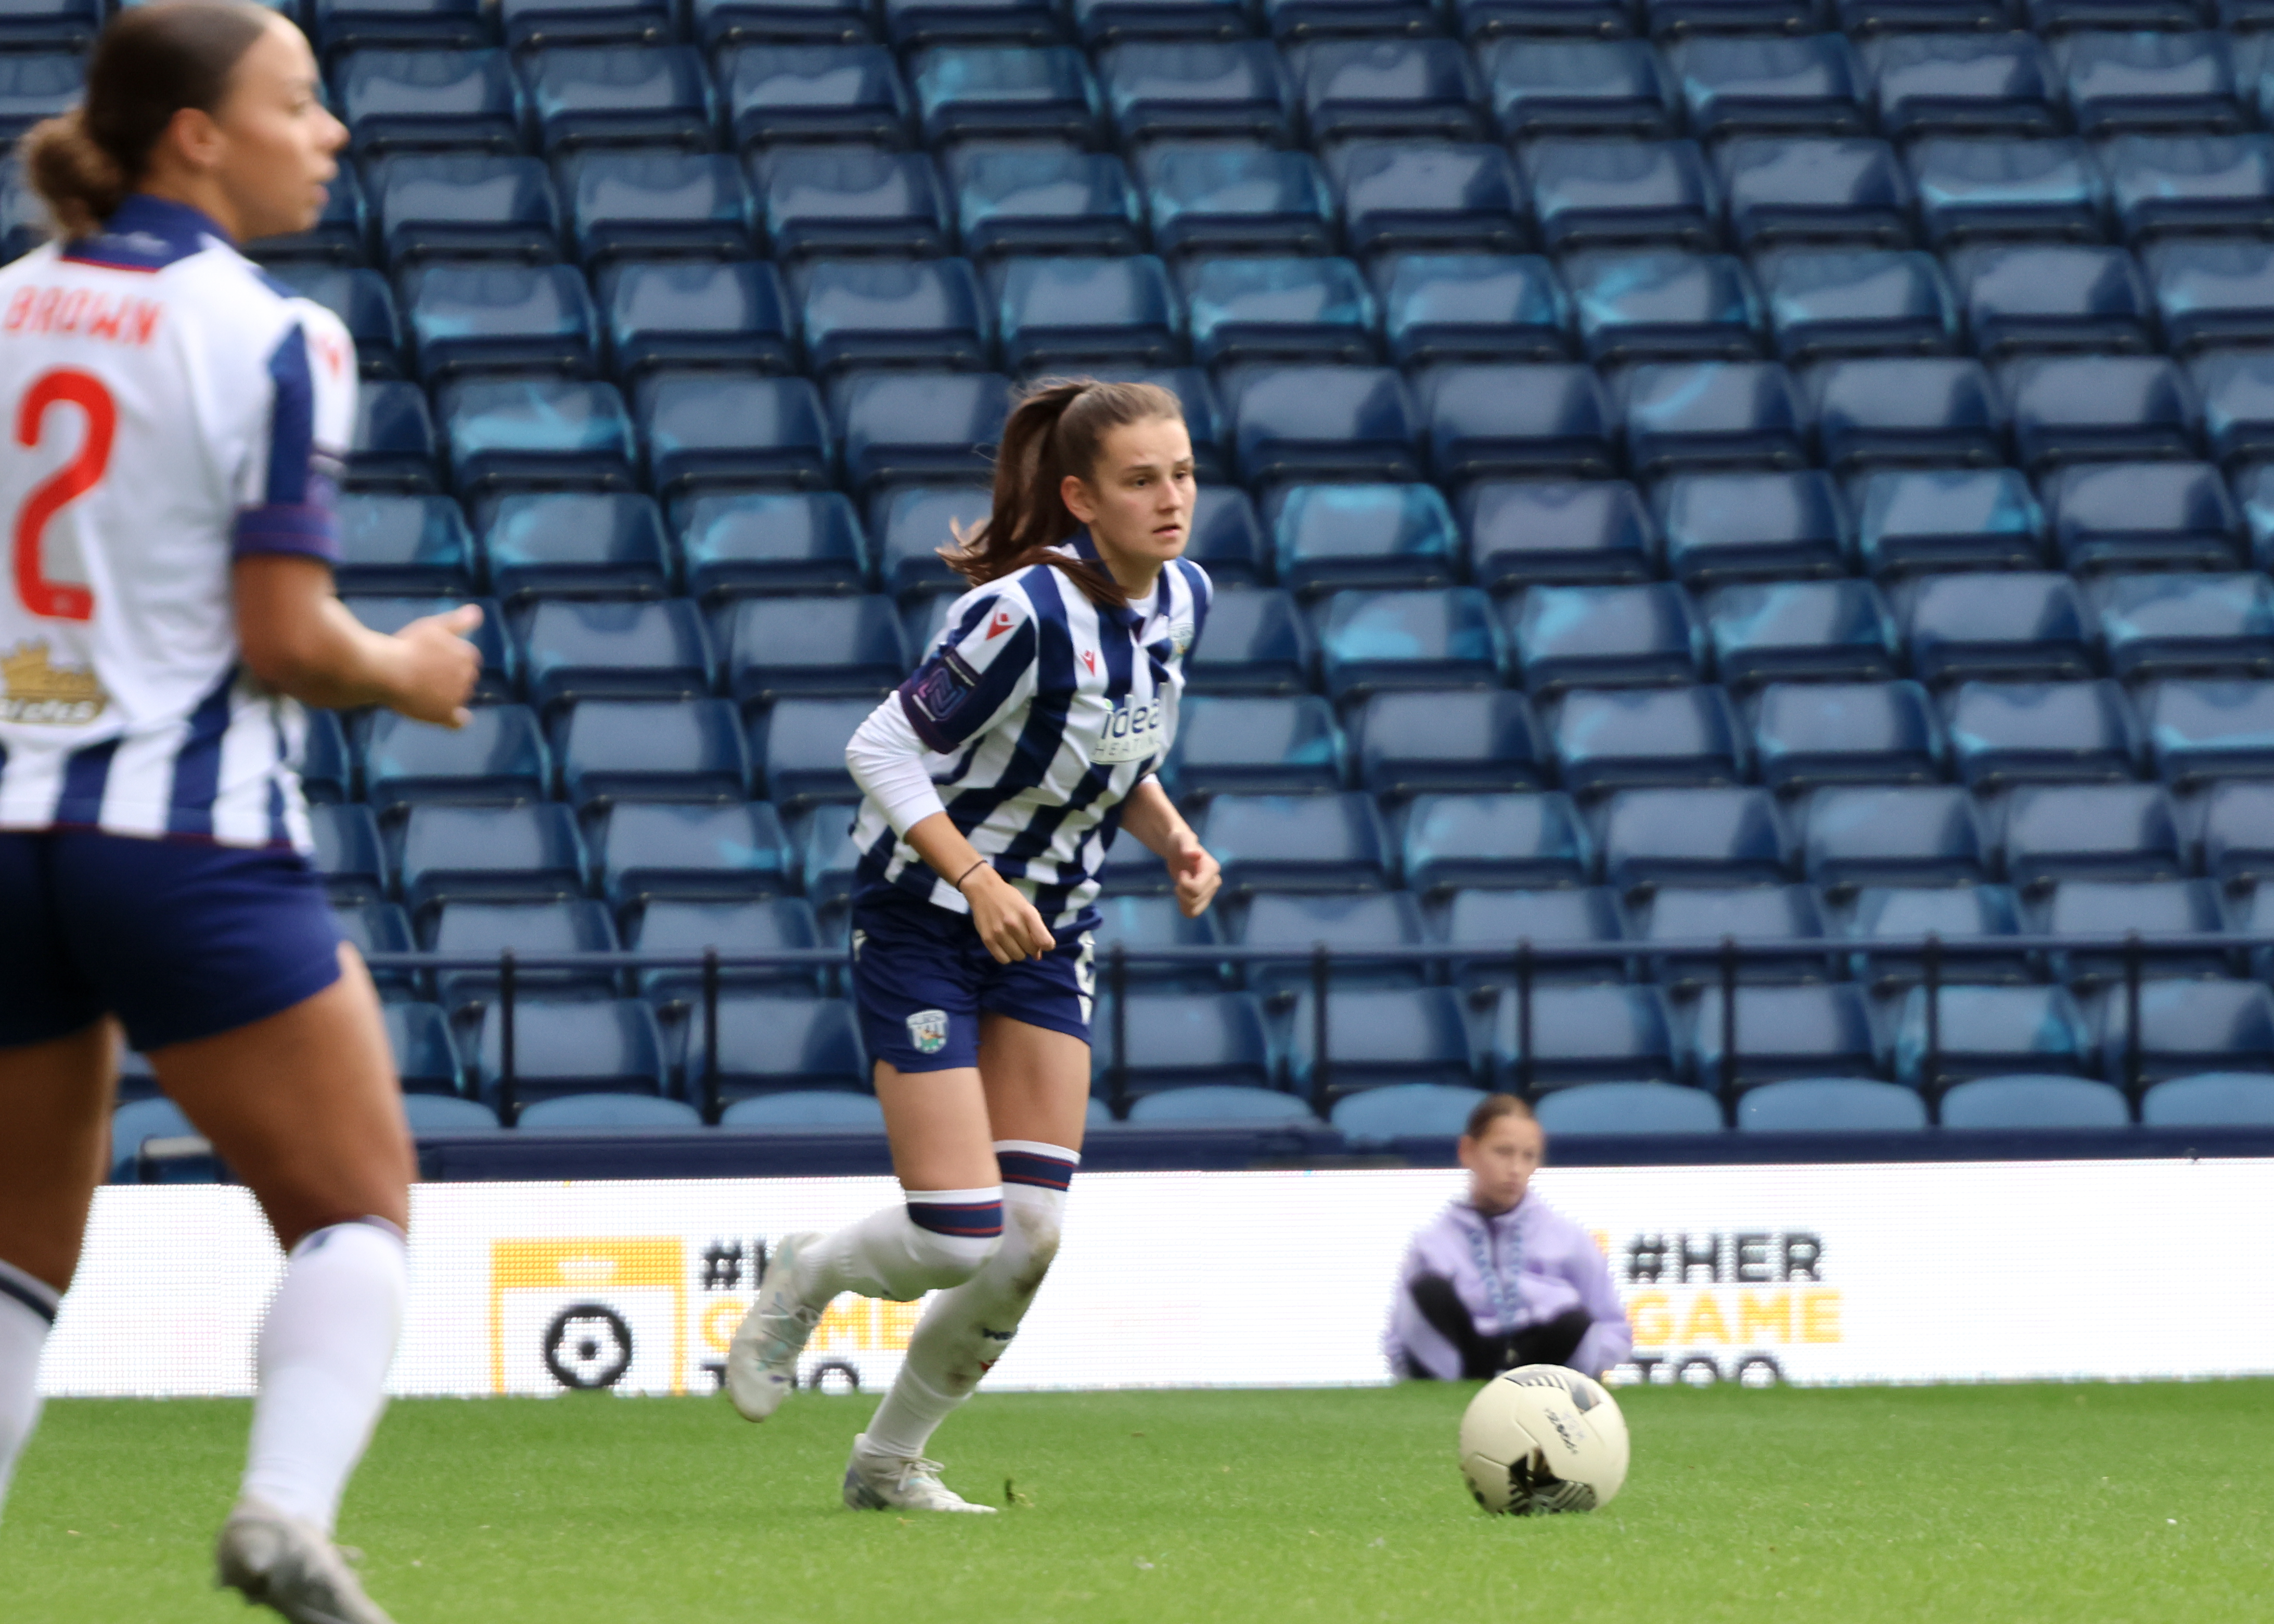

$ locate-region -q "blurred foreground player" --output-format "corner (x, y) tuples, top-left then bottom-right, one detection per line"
(0, 6), (480, 1619)
(726, 379), (1222, 1512)
(1386, 1097), (1633, 1382)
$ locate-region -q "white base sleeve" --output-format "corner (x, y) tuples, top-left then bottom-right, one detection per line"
(845, 695), (948, 837)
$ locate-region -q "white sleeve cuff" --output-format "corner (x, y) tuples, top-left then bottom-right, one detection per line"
(845, 694), (949, 836)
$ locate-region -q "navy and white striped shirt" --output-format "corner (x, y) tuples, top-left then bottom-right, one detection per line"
(852, 536), (1213, 927)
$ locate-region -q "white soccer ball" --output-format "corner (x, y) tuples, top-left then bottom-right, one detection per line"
(1458, 1365), (1630, 1516)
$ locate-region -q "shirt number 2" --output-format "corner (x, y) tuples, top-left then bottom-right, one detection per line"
(14, 367), (114, 620)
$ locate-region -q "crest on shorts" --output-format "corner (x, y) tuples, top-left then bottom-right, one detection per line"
(906, 1009), (949, 1056)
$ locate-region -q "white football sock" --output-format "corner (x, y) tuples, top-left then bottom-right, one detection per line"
(0, 1258), (59, 1522)
(239, 1219), (406, 1535)
(863, 1144), (1073, 1462)
(795, 1189), (1004, 1306)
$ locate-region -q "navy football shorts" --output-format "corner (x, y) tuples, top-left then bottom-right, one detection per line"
(850, 886), (1097, 1074)
(0, 830), (343, 1053)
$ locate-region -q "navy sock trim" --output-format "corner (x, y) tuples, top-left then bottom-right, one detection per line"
(0, 1271), (57, 1327)
(907, 1198), (1005, 1238)
(997, 1150), (1075, 1192)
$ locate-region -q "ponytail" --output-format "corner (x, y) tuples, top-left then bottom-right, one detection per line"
(22, 109), (129, 240)
(940, 376), (1186, 610)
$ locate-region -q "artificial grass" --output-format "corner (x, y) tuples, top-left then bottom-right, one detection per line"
(3, 1381), (2269, 1623)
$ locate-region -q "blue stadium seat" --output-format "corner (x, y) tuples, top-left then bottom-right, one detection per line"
(397, 803), (589, 917)
(947, 147), (1145, 259)
(1643, 0), (1819, 38)
(1372, 253), (1570, 367)
(1483, 40), (1677, 140)
(248, 163), (372, 267)
(364, 704), (548, 810)
(878, 0), (1063, 50)
(428, 898), (620, 1008)
(1704, 578), (1898, 687)
(497, 0), (671, 48)
(1944, 680), (2141, 789)
(313, 0), (488, 61)
(726, 594), (906, 704)
(752, 145), (950, 257)
(1508, 582), (1703, 691)
(401, 1093), (496, 1133)
(2045, 460), (2241, 571)
(913, 45), (1103, 147)
(1229, 364), (1422, 485)
(1138, 141), (1334, 257)
(1284, 987), (1473, 1095)
(335, 493), (475, 595)
(1121, 1085), (1313, 1125)
(1552, 684), (1746, 794)
(757, 697), (875, 804)
(638, 373), (830, 495)
(598, 801), (794, 909)
(599, 260), (792, 377)
(524, 46), (714, 154)
(1088, 365), (1230, 479)
(871, 483), (987, 600)
(1491, 984), (1679, 1090)
(1892, 986), (2093, 1088)
(2194, 349), (2274, 469)
(795, 802), (863, 908)
(1464, 478), (1655, 587)
(1316, 587), (1501, 699)
(986, 254), (1178, 371)
(558, 698), (750, 807)
(1948, 242), (2152, 357)
(2000, 781), (2183, 889)
(723, 46), (910, 148)
(2003, 356), (2201, 471)
(1400, 789), (1586, 890)
(344, 595), (516, 699)
(1238, 891), (1428, 992)
(1749, 679), (1944, 791)
(796, 256), (988, 373)
(2140, 679), (2274, 785)
(1068, 0), (1247, 42)
(471, 998), (667, 1106)
(1597, 784), (1794, 894)
(1907, 136), (2105, 247)
(689, 0), (870, 47)
(1562, 250), (1763, 365)
(1418, 362), (1616, 482)
(1899, 571), (2092, 685)
(267, 264), (404, 378)
(1836, 882), (2025, 986)
(1326, 139), (1531, 256)
(516, 1093), (700, 1130)
(1448, 0), (1635, 39)
(1654, 469), (1847, 584)
(333, 899), (415, 990)
(439, 378), (634, 493)
(1521, 137), (1717, 253)
(632, 897), (827, 997)
(404, 262), (597, 384)
(0, 0), (107, 52)
(370, 154), (562, 267)
(1201, 792), (1391, 891)
(1738, 1077), (1927, 1132)
(109, 1098), (205, 1182)
(1093, 991), (1273, 1095)
(0, 161), (48, 264)
(1161, 694), (1345, 797)
(2223, 881), (2274, 981)
(561, 150), (753, 264)
(1868, 32), (2061, 141)
(1620, 359), (1806, 476)
(837, 370), (1011, 494)
(1938, 1074), (2128, 1128)
(2095, 574), (2274, 680)
(518, 599), (712, 713)
(310, 806), (391, 901)
(0, 57), (79, 146)
(1756, 250), (1958, 364)
(2101, 133), (2274, 243)
(1804, 356), (2005, 470)
(1091, 893), (1226, 989)
(1804, 783), (1988, 889)
(334, 48), (522, 156)
(1852, 468), (2049, 577)
(300, 713), (355, 805)
(1434, 883), (1622, 985)
(2141, 1072), (2274, 1126)
(720, 1090), (885, 1127)
(1185, 486), (1267, 584)
(1719, 136), (1912, 250)
(697, 993), (868, 1098)
(1183, 588), (1311, 693)
(1292, 38), (1485, 142)
(1686, 982), (1879, 1089)
(346, 380), (441, 491)
(1331, 1081), (1487, 1144)
(1533, 1080), (1721, 1136)
(1182, 255), (1376, 367)
(2032, 877), (2228, 983)
(2148, 239), (2274, 353)
(1269, 483), (1459, 594)
(1098, 41), (1293, 145)
(1633, 882), (1832, 987)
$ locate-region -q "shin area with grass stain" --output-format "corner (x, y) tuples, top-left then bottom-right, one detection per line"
(3, 1381), (2269, 1623)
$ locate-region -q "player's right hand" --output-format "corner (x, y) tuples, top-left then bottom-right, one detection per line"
(388, 603), (484, 728)
(964, 867), (1057, 964)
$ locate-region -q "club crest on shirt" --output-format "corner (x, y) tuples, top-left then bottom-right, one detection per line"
(1092, 696), (1164, 763)
(906, 1008), (950, 1056)
(1168, 616), (1196, 655)
(0, 640), (107, 725)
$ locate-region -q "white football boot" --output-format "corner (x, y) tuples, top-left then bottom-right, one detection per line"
(725, 1231), (825, 1422)
(842, 1434), (997, 1514)
(214, 1498), (396, 1624)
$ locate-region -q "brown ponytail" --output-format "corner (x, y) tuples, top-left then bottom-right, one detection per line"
(940, 376), (1186, 610)
(21, 0), (273, 239)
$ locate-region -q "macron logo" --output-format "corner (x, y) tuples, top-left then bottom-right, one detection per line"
(1080, 650), (1096, 674)
(985, 611), (1013, 640)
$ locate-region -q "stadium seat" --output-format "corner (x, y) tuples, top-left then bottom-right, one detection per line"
(1284, 987), (1473, 1095)
(2139, 680), (2274, 785)
(1533, 1080), (1722, 1136)
(1907, 137), (2105, 247)
(1331, 1081), (1487, 1144)
(300, 713), (355, 806)
(2031, 878), (2228, 984)
(1937, 1075), (2129, 1129)
(1237, 891), (1429, 992)
(1943, 680), (2140, 789)
(1229, 365), (1423, 485)
(2101, 134), (2274, 243)
(109, 1099), (204, 1183)
(1899, 571), (2091, 686)
(1434, 884), (1624, 986)
(1654, 470), (1847, 585)
(1718, 136), (1913, 249)
(268, 264), (404, 378)
(1736, 1077), (1928, 1132)
(1099, 41), (1295, 145)
(837, 370), (1012, 494)
(911, 45), (1105, 148)
(796, 256), (988, 374)
(2094, 574), (2274, 680)
(2193, 349), (2274, 469)
(2146, 238), (2274, 352)
(1400, 790), (1588, 891)
(1181, 587), (1312, 693)
(346, 381), (441, 492)
(1091, 892), (1226, 989)
(1325, 140), (1531, 257)
(400, 1093), (499, 1133)
(1356, 692), (1552, 797)
(333, 900), (416, 990)
(1685, 983), (1880, 1090)
(697, 994), (869, 1098)
(428, 898), (621, 1008)
(2002, 356), (2201, 471)
(1373, 253), (1571, 367)
(1597, 784), (1794, 894)
(599, 260), (793, 377)
(1892, 986), (2093, 1089)
(1491, 984), (1678, 1091)
(1561, 250), (1763, 365)
(1291, 38), (1486, 143)
(344, 595), (516, 700)
(524, 46), (715, 154)
(558, 698), (750, 808)
(1520, 138), (1717, 253)
(720, 1091), (887, 1128)
(1067, 0), (1247, 43)
(1507, 583), (1704, 691)
(1448, 0), (1634, 39)
(479, 492), (670, 601)
(363, 704), (548, 810)
(1999, 781), (2185, 890)
(335, 493), (476, 596)
(632, 897), (828, 997)
(1483, 40), (1677, 141)
(1182, 256), (1378, 368)
(1092, 991), (1274, 1095)
(2140, 1073), (2274, 1127)
(0, 0), (107, 52)
(598, 801), (795, 909)
(1315, 588), (1501, 699)
(438, 378), (635, 493)
(1551, 684), (1745, 795)
(1802, 784), (1989, 890)
(1948, 243), (2153, 357)
(1704, 579), (1897, 688)
(1756, 250), (1959, 364)
(1851, 468), (2049, 577)
(472, 998), (668, 1106)
(871, 483), (988, 599)
(2041, 461), (2241, 572)
(247, 164), (370, 266)
(1419, 363), (1617, 483)
(1184, 487), (1269, 584)
(334, 47), (523, 156)
(722, 45), (910, 147)
(638, 373), (831, 495)
(1748, 679), (1945, 791)
(309, 805), (391, 901)
(1621, 358), (1807, 474)
(1201, 792), (1391, 892)
(518, 1094), (702, 1130)
(795, 802), (864, 906)
(2059, 31), (2243, 137)
(757, 698), (876, 804)
(396, 803), (589, 917)
(948, 147), (1145, 260)
(751, 145), (951, 257)
(877, 0), (1062, 48)
(498, 0), (672, 48)
(370, 154), (562, 266)
(1464, 480), (1656, 588)
(988, 254), (1178, 370)
(1094, 366), (1230, 479)
(1643, 0), (1819, 41)
(563, 152), (755, 263)
(2199, 780), (2274, 885)
(1668, 34), (1866, 139)
(688, 0), (870, 47)
(1868, 32), (2061, 141)
(726, 595), (906, 705)
(519, 599), (713, 712)
(1803, 357), (2006, 470)
(1137, 141), (1334, 258)
(1159, 694), (1345, 797)
(1839, 880), (2027, 987)
(1633, 883), (1833, 987)
(1123, 1086), (1315, 1125)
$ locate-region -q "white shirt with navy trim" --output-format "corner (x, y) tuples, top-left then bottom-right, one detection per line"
(0, 195), (356, 850)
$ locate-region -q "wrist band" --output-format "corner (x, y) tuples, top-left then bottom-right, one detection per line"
(953, 858), (989, 892)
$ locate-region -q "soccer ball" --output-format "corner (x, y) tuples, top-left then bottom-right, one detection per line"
(1458, 1365), (1630, 1516)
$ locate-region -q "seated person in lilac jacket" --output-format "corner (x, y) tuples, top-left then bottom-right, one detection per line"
(1385, 1094), (1633, 1382)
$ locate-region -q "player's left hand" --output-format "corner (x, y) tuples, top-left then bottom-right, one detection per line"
(1169, 836), (1220, 919)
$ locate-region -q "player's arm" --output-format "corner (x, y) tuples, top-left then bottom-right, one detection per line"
(233, 555), (481, 725)
(1119, 777), (1221, 919)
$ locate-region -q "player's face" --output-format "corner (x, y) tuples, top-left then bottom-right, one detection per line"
(208, 19), (346, 241)
(1062, 416), (1197, 589)
(1459, 1115), (1544, 1215)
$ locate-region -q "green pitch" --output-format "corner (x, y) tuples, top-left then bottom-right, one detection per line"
(4, 1381), (2269, 1623)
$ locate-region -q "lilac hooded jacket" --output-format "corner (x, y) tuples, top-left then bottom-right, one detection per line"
(1385, 1193), (1634, 1381)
